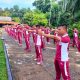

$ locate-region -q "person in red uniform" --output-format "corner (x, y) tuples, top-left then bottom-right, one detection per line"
(72, 28), (80, 53)
(32, 25), (43, 65)
(23, 26), (31, 52)
(78, 38), (80, 52)
(41, 26), (46, 50)
(32, 25), (37, 43)
(13, 25), (18, 41)
(45, 27), (51, 44)
(17, 25), (23, 46)
(38, 25), (71, 80)
(72, 28), (78, 48)
(10, 26), (14, 38)
(13, 26), (17, 40)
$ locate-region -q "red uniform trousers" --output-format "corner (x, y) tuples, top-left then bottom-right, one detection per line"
(35, 45), (43, 62)
(32, 33), (36, 43)
(46, 37), (50, 43)
(54, 39), (57, 44)
(18, 32), (22, 45)
(41, 38), (45, 49)
(24, 36), (30, 50)
(54, 59), (71, 80)
(77, 38), (80, 52)
(72, 37), (78, 48)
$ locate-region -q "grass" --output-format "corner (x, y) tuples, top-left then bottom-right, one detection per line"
(0, 39), (8, 80)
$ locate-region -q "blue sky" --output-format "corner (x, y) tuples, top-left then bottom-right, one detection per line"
(0, 0), (35, 9)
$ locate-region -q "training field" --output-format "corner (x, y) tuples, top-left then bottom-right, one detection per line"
(1, 28), (80, 80)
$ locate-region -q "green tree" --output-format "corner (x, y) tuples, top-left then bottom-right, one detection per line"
(32, 11), (48, 26)
(2, 11), (11, 16)
(33, 0), (51, 13)
(23, 9), (48, 26)
(12, 17), (21, 23)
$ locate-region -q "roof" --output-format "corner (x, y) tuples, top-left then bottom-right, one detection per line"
(0, 21), (19, 25)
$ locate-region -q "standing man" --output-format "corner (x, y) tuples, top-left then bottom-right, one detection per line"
(38, 25), (71, 80)
(34, 25), (43, 65)
(45, 27), (51, 44)
(17, 25), (23, 46)
(72, 28), (78, 48)
(23, 27), (31, 52)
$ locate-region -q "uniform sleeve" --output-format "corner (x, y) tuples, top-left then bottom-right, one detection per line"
(61, 37), (70, 43)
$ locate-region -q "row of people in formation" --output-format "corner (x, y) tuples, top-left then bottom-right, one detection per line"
(4, 24), (80, 80)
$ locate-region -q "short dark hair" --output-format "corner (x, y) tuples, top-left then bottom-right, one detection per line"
(58, 24), (68, 30)
(36, 24), (40, 28)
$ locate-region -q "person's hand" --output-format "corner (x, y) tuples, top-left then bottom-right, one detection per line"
(28, 30), (36, 32)
(55, 29), (58, 32)
(28, 30), (32, 32)
(51, 29), (55, 31)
